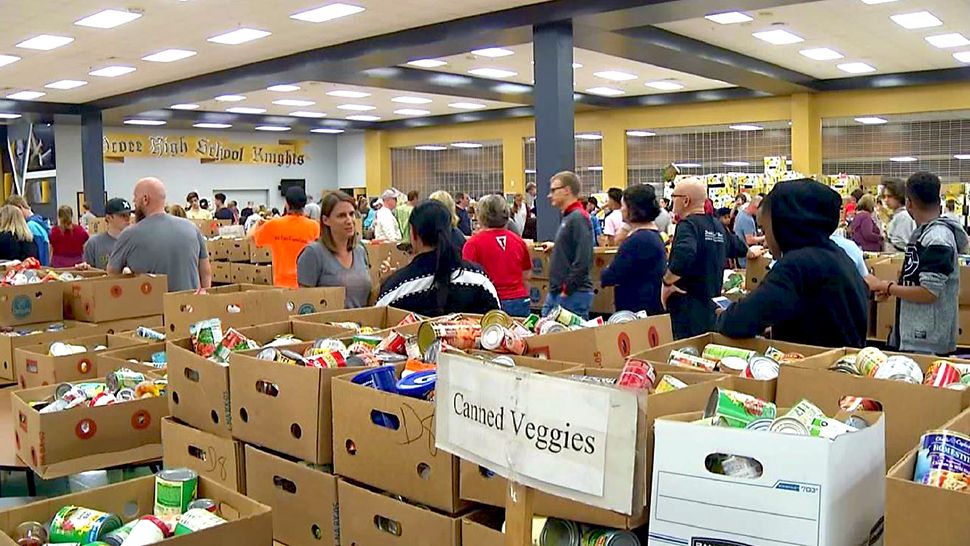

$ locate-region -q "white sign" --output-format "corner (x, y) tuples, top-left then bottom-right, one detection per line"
(435, 353), (640, 514)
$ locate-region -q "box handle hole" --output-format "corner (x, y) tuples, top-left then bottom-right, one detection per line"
(704, 453), (763, 479)
(290, 423), (302, 439)
(311, 524), (322, 540)
(239, 408), (248, 423)
(184, 367), (200, 382)
(839, 395), (883, 411)
(416, 463), (431, 480)
(478, 465), (496, 479)
(227, 304), (241, 313)
(345, 439), (357, 455)
(272, 475), (297, 494)
(172, 391), (180, 405)
(373, 515), (402, 537)
(370, 410), (400, 430)
(255, 380), (279, 397)
(188, 444), (208, 462)
(180, 304), (194, 313)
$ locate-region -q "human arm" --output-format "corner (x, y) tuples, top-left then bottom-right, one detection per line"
(563, 215), (593, 295)
(869, 242), (954, 304)
(716, 260), (803, 338)
(297, 246), (321, 288)
(461, 236), (479, 265)
(196, 230), (211, 289)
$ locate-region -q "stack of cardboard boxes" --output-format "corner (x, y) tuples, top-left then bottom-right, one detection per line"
(207, 238), (274, 286)
(527, 245), (618, 314)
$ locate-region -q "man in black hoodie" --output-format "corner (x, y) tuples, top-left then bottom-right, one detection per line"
(716, 178), (868, 347)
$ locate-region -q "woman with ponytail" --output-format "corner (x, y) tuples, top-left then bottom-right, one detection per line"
(377, 199), (499, 316)
(50, 205), (89, 268)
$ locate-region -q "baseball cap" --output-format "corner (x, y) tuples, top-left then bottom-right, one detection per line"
(284, 186), (308, 209)
(105, 198), (132, 216)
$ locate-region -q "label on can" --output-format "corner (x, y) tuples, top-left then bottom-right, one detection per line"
(702, 344), (756, 362)
(49, 506), (122, 544)
(914, 430), (970, 491)
(704, 388), (777, 428)
(668, 350), (716, 372)
(173, 509), (227, 536)
(154, 468), (199, 520)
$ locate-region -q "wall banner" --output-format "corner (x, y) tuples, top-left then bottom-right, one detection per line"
(102, 133), (308, 166)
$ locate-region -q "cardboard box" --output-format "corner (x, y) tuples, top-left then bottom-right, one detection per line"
(744, 255), (771, 290)
(163, 284), (285, 338)
(465, 350), (581, 373)
(647, 411), (885, 546)
(244, 445), (339, 546)
(960, 265), (970, 305)
(213, 261), (233, 284)
(63, 274), (166, 323)
(232, 263), (258, 284)
(252, 264), (273, 285)
(87, 217), (107, 235)
(0, 475), (272, 546)
(528, 245), (551, 278)
(293, 306), (420, 334)
(332, 363), (467, 513)
(460, 510), (504, 546)
(869, 258), (903, 341)
(0, 282), (64, 326)
(884, 408), (970, 546)
(779, 348), (970, 470)
(228, 238), (252, 262)
(250, 241), (273, 264)
(207, 238), (229, 262)
(14, 333), (143, 389)
(338, 479), (461, 546)
(959, 305), (970, 346)
(591, 247), (617, 281)
(523, 315), (673, 368)
(0, 321), (101, 381)
(97, 341), (167, 376)
(162, 417), (247, 493)
(11, 380), (168, 478)
(192, 218), (233, 237)
(281, 287), (345, 316)
(590, 285), (615, 315)
(92, 314), (164, 336)
(526, 278), (548, 308)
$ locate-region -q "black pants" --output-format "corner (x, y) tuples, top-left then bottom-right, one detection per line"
(669, 295), (716, 340)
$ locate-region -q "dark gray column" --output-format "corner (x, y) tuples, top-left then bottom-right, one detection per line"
(532, 21), (575, 242)
(80, 109), (106, 215)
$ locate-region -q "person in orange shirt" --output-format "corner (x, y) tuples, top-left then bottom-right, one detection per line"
(251, 187), (320, 288)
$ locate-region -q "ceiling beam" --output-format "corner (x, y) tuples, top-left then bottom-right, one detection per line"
(377, 107), (536, 131)
(575, 0), (826, 31)
(101, 108), (380, 131)
(607, 87), (771, 108)
(811, 67), (970, 92)
(0, 99), (83, 117)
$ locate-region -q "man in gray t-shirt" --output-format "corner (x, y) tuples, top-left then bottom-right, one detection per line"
(82, 197), (132, 271)
(108, 177), (212, 292)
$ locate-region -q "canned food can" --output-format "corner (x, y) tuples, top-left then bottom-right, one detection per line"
(90, 392), (117, 407)
(808, 416), (858, 439)
(352, 334), (384, 347)
(327, 321), (362, 331)
(481, 309), (514, 329)
(783, 399), (827, 426)
(278, 349), (306, 365)
(49, 506), (123, 544)
(702, 344), (757, 362)
(395, 370), (436, 399)
(913, 430), (970, 491)
(606, 311), (638, 325)
(122, 516), (169, 546)
(304, 350), (347, 369)
(49, 342), (87, 357)
(568, 374), (618, 386)
(873, 355), (924, 384)
(677, 346), (700, 357)
(539, 518), (582, 546)
(403, 335), (423, 360)
(925, 361), (962, 388)
(314, 338), (349, 355)
(769, 417), (810, 435)
(668, 350), (716, 372)
(480, 324), (527, 355)
(187, 498), (219, 514)
(704, 388), (777, 428)
(844, 415), (871, 430)
(743, 356), (780, 380)
(395, 312), (421, 328)
(538, 320), (568, 335)
(717, 356), (748, 374)
(173, 508), (227, 536)
(376, 331), (407, 355)
(617, 358), (656, 391)
(116, 387), (136, 401)
(581, 527), (641, 546)
(839, 396), (881, 412)
(828, 356), (861, 375)
(654, 375), (688, 393)
(154, 468), (199, 520)
(745, 419), (773, 432)
(522, 314), (541, 333)
(548, 305), (584, 328)
(106, 368), (146, 393)
(719, 454), (764, 478)
(256, 348), (280, 361)
(764, 346), (786, 362)
(855, 347), (888, 377)
(102, 519), (139, 546)
(582, 316), (605, 328)
(351, 365), (398, 393)
(136, 327), (166, 341)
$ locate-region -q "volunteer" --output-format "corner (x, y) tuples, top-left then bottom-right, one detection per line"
(109, 177), (211, 292)
(0, 205), (37, 261)
(661, 177), (749, 339)
(377, 199), (499, 315)
(586, 196), (604, 242)
(429, 190), (467, 252)
(396, 190), (418, 242)
(298, 191), (372, 308)
(541, 171), (594, 319)
(304, 194), (321, 221)
(374, 189), (402, 242)
(50, 205), (89, 268)
(601, 184), (666, 315)
(462, 194), (532, 317)
(228, 200), (241, 224)
(849, 194), (883, 252)
(716, 179), (868, 348)
(830, 231), (869, 279)
(734, 195), (764, 267)
(6, 195), (50, 266)
(79, 202), (97, 231)
(213, 193), (234, 222)
(511, 193), (528, 234)
(185, 192), (212, 220)
(455, 192), (473, 236)
(169, 204), (187, 218)
(882, 177), (916, 252)
(81, 198), (131, 270)
(655, 197), (672, 234)
(251, 186), (320, 288)
(944, 199), (961, 222)
(868, 171), (969, 355)
(524, 182), (537, 211)
(601, 187), (624, 246)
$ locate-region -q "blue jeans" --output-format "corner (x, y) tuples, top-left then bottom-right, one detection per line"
(501, 298), (532, 318)
(542, 290), (594, 320)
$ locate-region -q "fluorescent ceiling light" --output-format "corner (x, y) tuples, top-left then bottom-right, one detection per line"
(326, 90), (370, 98)
(394, 109), (431, 116)
(524, 169), (536, 174)
(0, 55), (21, 68)
(346, 115), (380, 121)
(593, 70), (637, 81)
(0, 114), (22, 119)
(723, 161), (750, 167)
(208, 28), (271, 45)
(45, 79), (87, 90)
(752, 29), (804, 45)
(215, 94), (246, 102)
(587, 166), (604, 171)
(926, 33), (970, 49)
(291, 3), (365, 23)
(273, 99), (315, 107)
(6, 91), (45, 100)
(585, 87), (624, 96)
(170, 103), (200, 110)
(16, 35), (74, 51)
(838, 62), (876, 73)
(674, 163), (702, 168)
(337, 104), (376, 111)
(226, 107), (266, 114)
(471, 47), (514, 58)
(89, 65), (135, 77)
(468, 68), (517, 78)
(855, 116), (888, 124)
(311, 128), (345, 134)
(889, 156), (918, 162)
(407, 59), (447, 68)
(705, 11), (753, 24)
(451, 142), (483, 148)
(572, 63), (583, 69)
(953, 154), (970, 160)
(193, 123), (232, 129)
(392, 96), (432, 104)
(289, 111), (327, 118)
(267, 84), (300, 92)
(415, 145), (448, 151)
(799, 47), (843, 60)
(645, 80), (684, 90)
(730, 124), (763, 131)
(575, 133), (602, 140)
(954, 51), (970, 63)
(861, 0), (898, 3)
(142, 49), (196, 62)
(124, 119), (166, 126)
(891, 11), (942, 29)
(74, 9), (142, 29)
(448, 102), (487, 109)
(254, 126), (291, 132)
(626, 130), (656, 137)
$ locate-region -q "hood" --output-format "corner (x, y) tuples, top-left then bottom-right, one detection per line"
(764, 178), (841, 253)
(927, 215), (970, 254)
(28, 214), (50, 234)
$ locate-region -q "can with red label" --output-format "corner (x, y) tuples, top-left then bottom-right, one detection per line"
(480, 324), (527, 355)
(376, 330), (407, 355)
(617, 358), (656, 391)
(304, 350), (347, 369)
(395, 312), (420, 328)
(839, 396), (882, 411)
(925, 360), (962, 388)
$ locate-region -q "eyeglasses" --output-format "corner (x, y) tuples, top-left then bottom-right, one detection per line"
(549, 186), (567, 193)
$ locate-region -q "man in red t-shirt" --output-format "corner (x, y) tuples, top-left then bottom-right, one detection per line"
(462, 195), (532, 317)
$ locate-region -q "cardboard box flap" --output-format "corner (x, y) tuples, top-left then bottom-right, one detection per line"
(162, 417), (246, 493)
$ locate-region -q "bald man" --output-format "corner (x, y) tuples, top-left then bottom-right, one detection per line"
(108, 177), (212, 292)
(661, 178), (750, 339)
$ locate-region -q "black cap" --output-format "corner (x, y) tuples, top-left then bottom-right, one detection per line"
(285, 186), (307, 210)
(105, 198), (132, 216)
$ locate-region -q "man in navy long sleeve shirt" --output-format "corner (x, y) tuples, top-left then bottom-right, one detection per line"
(541, 171), (595, 319)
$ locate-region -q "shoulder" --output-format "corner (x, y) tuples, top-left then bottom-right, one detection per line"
(921, 223), (957, 246)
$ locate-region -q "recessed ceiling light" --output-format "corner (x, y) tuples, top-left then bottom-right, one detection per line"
(16, 35), (75, 51)
(861, 0), (898, 4)
(799, 47), (843, 60)
(346, 115), (380, 121)
(142, 49), (197, 62)
(645, 80), (684, 90)
(193, 123), (232, 129)
(585, 87), (625, 96)
(392, 96), (433, 104)
(752, 29), (804, 45)
(890, 11), (942, 29)
(448, 102), (488, 109)
(730, 124), (763, 131)
(337, 104), (376, 111)
(273, 99), (315, 107)
(215, 94), (246, 102)
(954, 51), (970, 63)
(407, 59), (447, 68)
(124, 119), (166, 126)
(889, 156), (918, 162)
(471, 47), (514, 58)
(291, 3), (365, 23)
(838, 62), (876, 74)
(723, 161), (751, 167)
(926, 33), (970, 49)
(705, 11), (753, 24)
(89, 65), (136, 77)
(394, 109), (431, 116)
(0, 114), (22, 119)
(6, 91), (45, 100)
(415, 145), (447, 151)
(255, 125), (291, 132)
(208, 28), (271, 45)
(468, 68), (518, 79)
(267, 84), (301, 92)
(289, 111), (327, 118)
(44, 79), (87, 90)
(326, 90), (371, 98)
(451, 142), (483, 148)
(593, 70), (637, 81)
(0, 55), (21, 68)
(74, 9), (142, 29)
(954, 154), (970, 160)
(572, 63), (583, 69)
(311, 128), (345, 134)
(626, 130), (656, 137)
(575, 133), (602, 140)
(524, 169), (536, 174)
(855, 116), (888, 124)
(587, 166), (604, 171)
(170, 103), (200, 110)
(226, 107), (266, 114)
(674, 163), (702, 168)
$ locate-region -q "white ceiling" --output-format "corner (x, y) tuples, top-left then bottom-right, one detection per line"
(659, 0), (970, 79)
(0, 0), (547, 103)
(407, 44), (734, 96)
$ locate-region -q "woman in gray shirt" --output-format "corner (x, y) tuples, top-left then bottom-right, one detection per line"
(297, 191), (372, 308)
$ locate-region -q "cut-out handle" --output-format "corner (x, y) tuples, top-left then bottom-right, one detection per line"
(184, 367), (200, 382)
(273, 475), (298, 494)
(370, 410), (400, 430)
(839, 395), (883, 412)
(256, 380), (280, 397)
(188, 444), (208, 462)
(704, 452), (763, 479)
(373, 515), (402, 537)
(226, 304), (242, 313)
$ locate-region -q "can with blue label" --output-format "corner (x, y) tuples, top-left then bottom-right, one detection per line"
(396, 370), (436, 399)
(352, 365), (398, 393)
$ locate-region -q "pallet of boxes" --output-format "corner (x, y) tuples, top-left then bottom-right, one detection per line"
(204, 224), (273, 287)
(527, 244), (550, 311)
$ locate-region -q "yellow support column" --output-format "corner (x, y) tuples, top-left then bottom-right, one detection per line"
(602, 124), (628, 188)
(364, 130), (391, 196)
(503, 134), (525, 194)
(790, 93), (822, 176)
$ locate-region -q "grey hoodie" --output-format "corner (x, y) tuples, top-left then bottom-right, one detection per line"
(891, 216), (970, 355)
